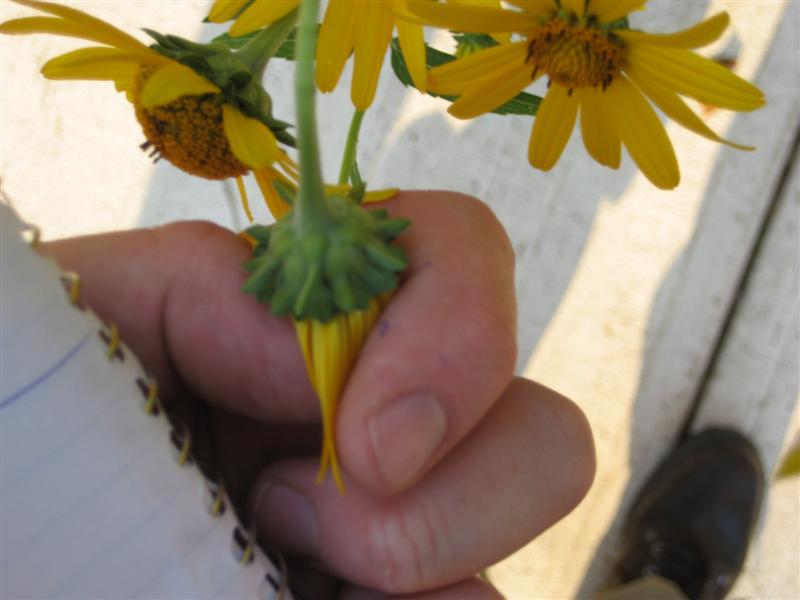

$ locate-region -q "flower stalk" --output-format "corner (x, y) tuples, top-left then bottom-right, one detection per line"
(338, 109), (366, 185)
(293, 0), (328, 232)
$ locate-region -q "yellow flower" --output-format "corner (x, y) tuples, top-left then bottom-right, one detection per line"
(1, 0), (294, 220)
(208, 0), (427, 110)
(406, 0), (765, 189)
(294, 298), (384, 492)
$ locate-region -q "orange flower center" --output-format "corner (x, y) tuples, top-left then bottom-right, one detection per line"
(132, 66), (248, 180)
(526, 18), (625, 90)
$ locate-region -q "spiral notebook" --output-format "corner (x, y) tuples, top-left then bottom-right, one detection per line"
(0, 203), (293, 599)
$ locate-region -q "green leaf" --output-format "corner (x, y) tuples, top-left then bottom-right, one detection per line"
(452, 32), (498, 57)
(389, 39), (540, 117)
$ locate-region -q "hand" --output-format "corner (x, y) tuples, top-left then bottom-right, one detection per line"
(45, 191), (595, 599)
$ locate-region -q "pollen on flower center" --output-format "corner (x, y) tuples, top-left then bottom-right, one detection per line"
(132, 66), (248, 180)
(526, 18), (625, 90)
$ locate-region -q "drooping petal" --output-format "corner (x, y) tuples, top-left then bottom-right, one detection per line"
(41, 47), (141, 82)
(627, 44), (765, 111)
(588, 0), (646, 23)
(229, 0), (299, 37)
(448, 58), (536, 119)
(223, 105), (280, 169)
(617, 12), (730, 49)
(528, 84), (580, 171)
(316, 0), (358, 93)
(606, 76), (679, 190)
(235, 175), (254, 223)
(577, 87), (621, 169)
(626, 62), (754, 151)
(139, 63), (220, 109)
(395, 4), (427, 92)
(0, 16), (163, 65)
(405, 0), (540, 33)
(294, 299), (381, 492)
(9, 0), (152, 54)
(351, 2), (395, 110)
(428, 40), (528, 95)
(254, 167), (293, 220)
(206, 0), (251, 24)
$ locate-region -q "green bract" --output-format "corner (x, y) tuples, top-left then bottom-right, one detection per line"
(243, 193), (409, 322)
(144, 10), (297, 147)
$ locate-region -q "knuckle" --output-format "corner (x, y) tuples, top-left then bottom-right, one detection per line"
(366, 502), (451, 593)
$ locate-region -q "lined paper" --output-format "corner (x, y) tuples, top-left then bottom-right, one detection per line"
(0, 204), (290, 599)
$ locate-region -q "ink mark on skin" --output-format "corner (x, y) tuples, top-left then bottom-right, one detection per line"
(378, 320), (390, 338)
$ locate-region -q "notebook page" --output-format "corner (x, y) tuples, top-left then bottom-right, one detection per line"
(1, 204), (291, 599)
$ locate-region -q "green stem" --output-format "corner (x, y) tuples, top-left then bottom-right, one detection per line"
(294, 0), (327, 230)
(338, 109), (365, 185)
(235, 8), (298, 80)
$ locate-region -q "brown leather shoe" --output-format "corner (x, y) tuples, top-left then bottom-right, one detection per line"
(604, 428), (763, 600)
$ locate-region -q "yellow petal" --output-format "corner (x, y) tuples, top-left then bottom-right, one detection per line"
(448, 0), (513, 41)
(561, 0), (585, 15)
(588, 0), (646, 23)
(41, 47), (141, 83)
(528, 84), (579, 171)
(405, 0), (539, 33)
(395, 6), (427, 93)
(351, 2), (395, 110)
(223, 105), (280, 169)
(577, 88), (621, 168)
(235, 175), (254, 223)
(254, 167), (293, 220)
(626, 62), (753, 151)
(448, 58), (535, 119)
(428, 40), (529, 95)
(316, 0), (358, 93)
(504, 0), (557, 16)
(606, 76), (679, 190)
(627, 45), (765, 112)
(8, 0), (152, 54)
(294, 299), (381, 492)
(617, 12), (730, 49)
(206, 0), (251, 24)
(364, 188), (399, 203)
(139, 63), (220, 109)
(324, 185), (399, 203)
(229, 0), (299, 37)
(277, 153), (300, 182)
(0, 16), (163, 66)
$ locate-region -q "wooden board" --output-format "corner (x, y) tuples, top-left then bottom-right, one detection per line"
(691, 149), (799, 599)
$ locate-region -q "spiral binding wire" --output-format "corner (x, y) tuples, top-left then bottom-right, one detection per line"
(52, 265), (291, 599)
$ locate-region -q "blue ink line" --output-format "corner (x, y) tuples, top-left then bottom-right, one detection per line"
(0, 332), (92, 410)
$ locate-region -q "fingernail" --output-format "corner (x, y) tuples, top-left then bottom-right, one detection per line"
(255, 482), (319, 557)
(368, 393), (447, 490)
